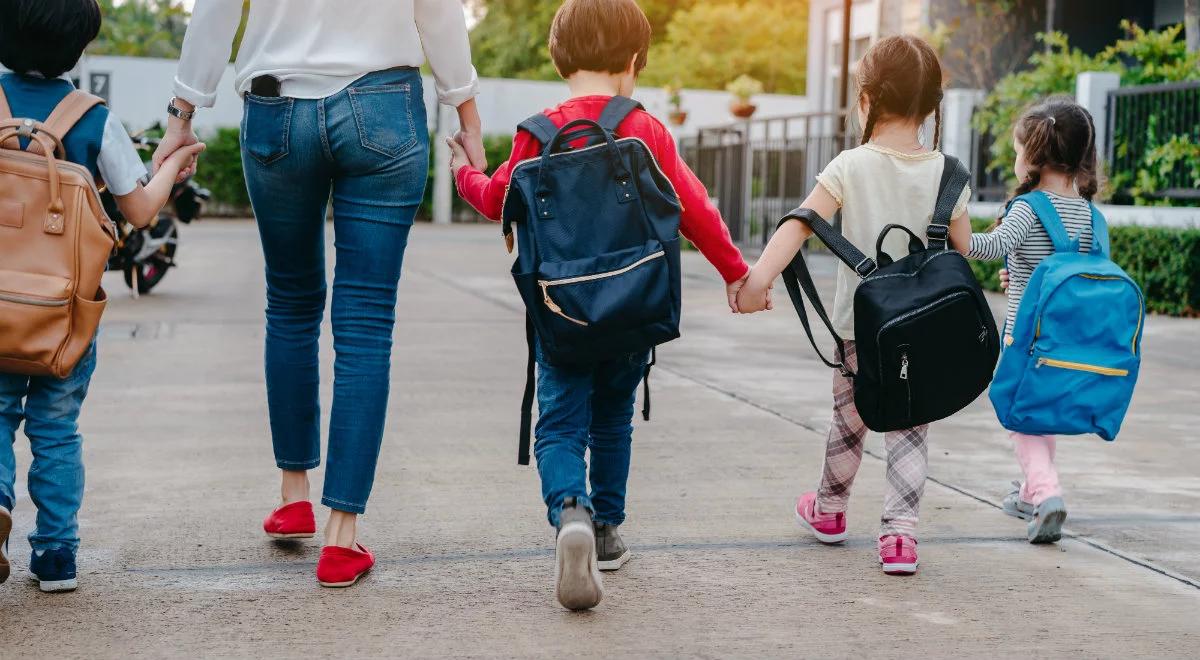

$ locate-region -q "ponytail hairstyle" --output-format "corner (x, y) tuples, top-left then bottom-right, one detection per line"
(855, 35), (945, 149)
(998, 96), (1102, 222)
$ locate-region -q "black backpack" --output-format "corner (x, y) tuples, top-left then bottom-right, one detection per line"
(777, 155), (999, 432)
(503, 97), (683, 464)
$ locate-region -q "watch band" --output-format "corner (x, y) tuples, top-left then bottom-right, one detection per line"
(167, 97), (195, 121)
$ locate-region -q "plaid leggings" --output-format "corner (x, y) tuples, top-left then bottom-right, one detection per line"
(815, 341), (929, 539)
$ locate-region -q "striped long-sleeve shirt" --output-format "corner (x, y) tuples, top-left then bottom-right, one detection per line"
(968, 191), (1094, 333)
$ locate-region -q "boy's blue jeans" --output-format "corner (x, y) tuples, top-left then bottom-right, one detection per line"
(534, 345), (649, 528)
(240, 68), (428, 514)
(0, 341), (96, 554)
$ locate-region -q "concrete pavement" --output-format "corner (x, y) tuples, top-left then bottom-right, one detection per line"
(1, 221), (1197, 658)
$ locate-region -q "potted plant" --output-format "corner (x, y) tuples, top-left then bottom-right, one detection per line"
(726, 74), (763, 119)
(665, 81), (688, 126)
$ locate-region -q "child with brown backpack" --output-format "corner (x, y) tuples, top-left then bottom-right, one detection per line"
(0, 0), (204, 592)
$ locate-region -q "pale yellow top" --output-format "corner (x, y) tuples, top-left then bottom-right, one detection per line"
(814, 143), (972, 339)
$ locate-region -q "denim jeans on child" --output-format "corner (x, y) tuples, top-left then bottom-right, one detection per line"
(533, 344), (649, 528)
(239, 68), (429, 514)
(0, 341), (97, 553)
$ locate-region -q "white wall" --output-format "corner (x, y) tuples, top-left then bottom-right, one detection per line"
(78, 55), (808, 136)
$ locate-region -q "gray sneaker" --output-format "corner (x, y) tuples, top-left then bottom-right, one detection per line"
(594, 523), (631, 571)
(1002, 481), (1035, 521)
(554, 497), (603, 610)
(1028, 496), (1068, 544)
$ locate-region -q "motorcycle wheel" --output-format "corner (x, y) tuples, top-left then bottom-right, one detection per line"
(123, 216), (178, 294)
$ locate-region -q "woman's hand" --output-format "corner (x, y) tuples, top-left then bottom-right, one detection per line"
(455, 98), (487, 170)
(153, 101), (199, 183)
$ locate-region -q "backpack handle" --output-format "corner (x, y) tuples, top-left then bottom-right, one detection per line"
(874, 224), (926, 267)
(0, 118), (66, 159)
(0, 121), (68, 234)
(533, 119), (635, 219)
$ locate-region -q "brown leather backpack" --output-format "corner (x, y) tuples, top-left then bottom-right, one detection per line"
(0, 88), (116, 378)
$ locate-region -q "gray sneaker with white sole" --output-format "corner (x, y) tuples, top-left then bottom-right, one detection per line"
(554, 497), (603, 610)
(594, 523), (631, 571)
(1028, 496), (1068, 544)
(1002, 481), (1035, 521)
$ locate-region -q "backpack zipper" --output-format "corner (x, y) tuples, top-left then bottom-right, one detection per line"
(1035, 357), (1128, 377)
(0, 291), (69, 307)
(537, 250), (666, 327)
(899, 351), (912, 420)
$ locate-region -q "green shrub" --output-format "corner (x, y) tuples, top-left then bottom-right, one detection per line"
(193, 127), (251, 213)
(969, 217), (1200, 317)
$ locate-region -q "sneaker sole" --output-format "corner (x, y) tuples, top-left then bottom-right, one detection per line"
(794, 508), (847, 544)
(38, 578), (77, 593)
(555, 521), (602, 610)
(266, 532), (315, 539)
(881, 561), (919, 575)
(597, 549), (631, 572)
(0, 508), (10, 584)
(1028, 497), (1067, 544)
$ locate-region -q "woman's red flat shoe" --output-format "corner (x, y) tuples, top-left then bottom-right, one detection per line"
(263, 501), (316, 539)
(316, 543), (375, 587)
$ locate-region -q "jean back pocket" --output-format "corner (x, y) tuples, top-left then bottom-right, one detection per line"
(348, 83), (418, 158)
(241, 94), (293, 165)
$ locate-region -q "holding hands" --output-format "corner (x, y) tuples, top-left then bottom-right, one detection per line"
(733, 268), (774, 314)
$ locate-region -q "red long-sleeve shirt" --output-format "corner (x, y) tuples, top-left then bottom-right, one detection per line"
(454, 95), (749, 284)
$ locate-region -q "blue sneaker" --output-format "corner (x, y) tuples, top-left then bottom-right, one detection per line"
(30, 547), (77, 592)
(0, 506), (11, 584)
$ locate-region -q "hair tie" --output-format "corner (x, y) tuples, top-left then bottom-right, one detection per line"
(1047, 116), (1056, 125)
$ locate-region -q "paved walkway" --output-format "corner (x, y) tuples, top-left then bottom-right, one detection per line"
(2, 222), (1198, 658)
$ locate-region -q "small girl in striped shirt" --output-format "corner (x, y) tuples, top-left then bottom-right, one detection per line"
(968, 97), (1101, 543)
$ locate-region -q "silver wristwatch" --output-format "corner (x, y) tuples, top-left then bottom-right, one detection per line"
(167, 97), (195, 121)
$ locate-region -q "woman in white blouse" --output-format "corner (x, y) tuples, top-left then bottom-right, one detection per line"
(154, 0), (485, 587)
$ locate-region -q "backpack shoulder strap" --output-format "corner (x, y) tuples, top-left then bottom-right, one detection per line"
(1015, 191), (1074, 253)
(25, 91), (105, 157)
(0, 83), (12, 121)
(517, 113), (559, 147)
(928, 154), (970, 249)
(1089, 202), (1111, 259)
(596, 96), (643, 134)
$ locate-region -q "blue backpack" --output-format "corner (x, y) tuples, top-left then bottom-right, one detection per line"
(501, 97), (683, 464)
(989, 192), (1144, 440)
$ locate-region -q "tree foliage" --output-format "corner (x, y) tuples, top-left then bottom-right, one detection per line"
(89, 0), (189, 59)
(469, 0), (804, 94)
(927, 0), (1042, 89)
(972, 22), (1200, 200)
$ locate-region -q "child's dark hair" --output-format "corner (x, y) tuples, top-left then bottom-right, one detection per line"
(856, 35), (945, 149)
(549, 0), (651, 78)
(0, 0), (101, 79)
(1012, 96), (1101, 201)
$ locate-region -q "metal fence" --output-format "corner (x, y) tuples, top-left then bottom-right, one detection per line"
(680, 111), (854, 246)
(1107, 81), (1200, 202)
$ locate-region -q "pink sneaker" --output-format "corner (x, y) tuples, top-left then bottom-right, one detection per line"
(794, 492), (847, 544)
(878, 535), (918, 575)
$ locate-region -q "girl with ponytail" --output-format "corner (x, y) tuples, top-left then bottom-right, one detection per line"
(967, 96), (1103, 544)
(736, 35), (971, 575)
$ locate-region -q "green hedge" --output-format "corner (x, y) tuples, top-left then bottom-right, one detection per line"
(969, 218), (1200, 317)
(192, 128), (516, 219)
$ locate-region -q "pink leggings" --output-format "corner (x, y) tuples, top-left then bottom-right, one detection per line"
(1011, 432), (1062, 504)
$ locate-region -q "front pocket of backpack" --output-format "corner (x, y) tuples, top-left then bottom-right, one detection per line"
(0, 272), (71, 367)
(537, 241), (671, 333)
(1012, 352), (1138, 436)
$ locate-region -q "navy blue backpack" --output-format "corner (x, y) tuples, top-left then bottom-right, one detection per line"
(501, 97), (683, 464)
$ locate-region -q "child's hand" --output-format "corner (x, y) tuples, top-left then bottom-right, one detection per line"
(446, 136), (473, 176)
(725, 273), (748, 313)
(735, 270), (774, 314)
(999, 267), (1010, 292)
(159, 142), (206, 179)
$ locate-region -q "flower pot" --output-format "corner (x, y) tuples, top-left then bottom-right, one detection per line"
(730, 101), (757, 119)
(668, 110), (689, 126)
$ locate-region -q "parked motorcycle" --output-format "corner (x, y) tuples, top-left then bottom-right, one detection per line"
(102, 128), (210, 295)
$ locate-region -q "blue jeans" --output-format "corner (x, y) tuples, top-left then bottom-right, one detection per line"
(0, 341), (96, 553)
(240, 68), (429, 514)
(534, 346), (649, 528)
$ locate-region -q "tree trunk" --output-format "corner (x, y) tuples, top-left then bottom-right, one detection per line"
(1186, 0), (1199, 53)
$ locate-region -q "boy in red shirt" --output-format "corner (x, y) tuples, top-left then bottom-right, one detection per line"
(448, 0), (748, 610)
